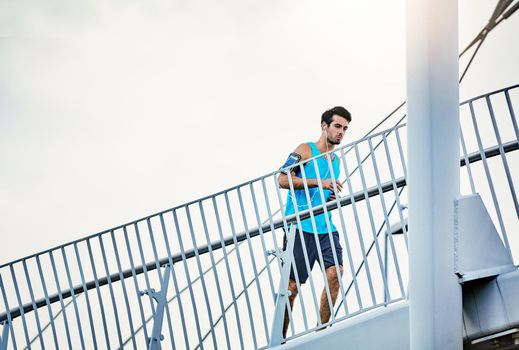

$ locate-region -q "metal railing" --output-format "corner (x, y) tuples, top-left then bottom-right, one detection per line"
(0, 125), (409, 350)
(0, 84), (518, 349)
(459, 84), (519, 262)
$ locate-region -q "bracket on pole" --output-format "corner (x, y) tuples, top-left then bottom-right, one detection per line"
(139, 264), (172, 350)
(0, 322), (8, 350)
(269, 224), (297, 347)
(454, 194), (516, 283)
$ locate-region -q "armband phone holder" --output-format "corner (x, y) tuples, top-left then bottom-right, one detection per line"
(280, 153), (302, 174)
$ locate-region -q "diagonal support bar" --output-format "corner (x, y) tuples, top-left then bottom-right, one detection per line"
(0, 322), (8, 350)
(144, 264), (172, 350)
(269, 224), (297, 347)
(454, 194), (515, 282)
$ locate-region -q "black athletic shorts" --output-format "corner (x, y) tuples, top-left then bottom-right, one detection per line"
(283, 229), (343, 284)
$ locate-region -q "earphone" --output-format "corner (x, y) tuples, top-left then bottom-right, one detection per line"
(322, 124), (330, 154)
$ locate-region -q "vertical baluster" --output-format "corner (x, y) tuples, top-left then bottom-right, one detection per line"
(109, 231), (137, 350)
(185, 206), (218, 349)
(60, 247), (86, 349)
(223, 191), (258, 348)
(367, 138), (406, 299)
(97, 235), (123, 348)
(0, 273), (17, 350)
(336, 148), (364, 310)
(8, 265), (31, 348)
(469, 101), (512, 255)
(236, 186), (270, 341)
(86, 239), (111, 348)
(21, 260), (45, 349)
(171, 209), (205, 349)
(122, 226), (150, 346)
(48, 251), (73, 349)
(486, 95), (519, 217)
(73, 243), (98, 350)
(505, 90), (519, 141)
(339, 142), (388, 306)
(134, 223), (157, 318)
(159, 213), (189, 350)
(381, 134), (409, 249)
(259, 178), (283, 300)
(212, 197), (245, 349)
(35, 256), (59, 348)
(394, 126), (408, 180)
(349, 145), (377, 305)
(459, 126), (477, 194)
(249, 182), (277, 308)
(198, 202), (232, 349)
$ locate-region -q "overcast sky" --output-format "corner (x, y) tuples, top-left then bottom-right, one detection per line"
(1, 0), (518, 263)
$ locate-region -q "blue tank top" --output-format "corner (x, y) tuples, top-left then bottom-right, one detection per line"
(285, 142), (340, 234)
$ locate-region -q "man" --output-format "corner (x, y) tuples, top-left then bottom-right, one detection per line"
(278, 106), (351, 338)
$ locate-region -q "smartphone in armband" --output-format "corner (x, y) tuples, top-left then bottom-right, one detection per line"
(280, 153), (302, 174)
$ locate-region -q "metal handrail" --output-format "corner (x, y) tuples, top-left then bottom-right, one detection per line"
(460, 140), (518, 166)
(460, 83), (519, 106)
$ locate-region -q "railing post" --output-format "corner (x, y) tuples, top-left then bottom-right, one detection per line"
(0, 322), (8, 350)
(269, 224), (296, 347)
(141, 264), (171, 350)
(384, 231), (389, 305)
(406, 0), (462, 348)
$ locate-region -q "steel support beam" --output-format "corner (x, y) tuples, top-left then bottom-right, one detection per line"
(269, 224), (297, 347)
(0, 322), (8, 350)
(141, 264), (171, 350)
(406, 0), (462, 348)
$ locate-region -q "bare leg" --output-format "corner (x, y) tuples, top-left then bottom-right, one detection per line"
(283, 279), (299, 339)
(319, 265), (344, 325)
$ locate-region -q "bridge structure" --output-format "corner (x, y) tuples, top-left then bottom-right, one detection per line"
(1, 82), (518, 349)
(2, 1), (519, 349)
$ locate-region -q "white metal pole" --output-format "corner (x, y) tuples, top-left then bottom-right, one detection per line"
(406, 0), (462, 348)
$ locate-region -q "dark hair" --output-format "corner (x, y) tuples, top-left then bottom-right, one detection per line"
(321, 106), (352, 125)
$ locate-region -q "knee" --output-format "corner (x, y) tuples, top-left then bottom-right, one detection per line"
(288, 279), (299, 297)
(327, 266), (343, 281)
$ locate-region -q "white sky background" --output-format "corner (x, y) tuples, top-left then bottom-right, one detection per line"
(1, 0), (518, 263)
